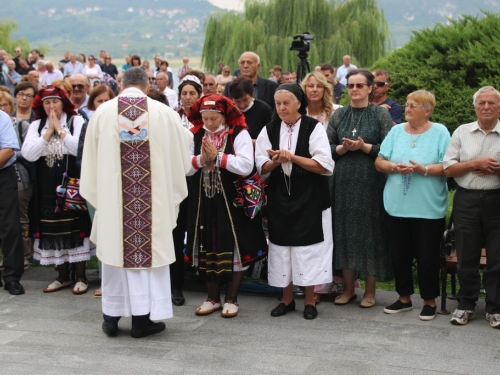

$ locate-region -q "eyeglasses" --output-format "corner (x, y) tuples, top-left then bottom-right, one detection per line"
(405, 103), (422, 109)
(149, 78), (155, 82)
(374, 82), (389, 87)
(224, 70), (230, 73)
(72, 84), (86, 90)
(17, 93), (35, 99)
(0, 103), (11, 109)
(105, 57), (111, 60)
(347, 83), (369, 89)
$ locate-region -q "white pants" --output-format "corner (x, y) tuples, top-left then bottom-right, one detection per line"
(268, 208), (333, 287)
(101, 264), (173, 321)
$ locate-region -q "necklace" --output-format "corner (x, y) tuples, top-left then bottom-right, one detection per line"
(202, 132), (228, 198)
(408, 122), (429, 147)
(350, 105), (368, 137)
(282, 118), (300, 196)
(402, 174), (412, 195)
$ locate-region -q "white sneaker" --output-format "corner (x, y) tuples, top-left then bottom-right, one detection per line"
(450, 309), (476, 325)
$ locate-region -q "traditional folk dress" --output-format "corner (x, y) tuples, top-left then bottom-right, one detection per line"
(185, 102), (268, 284)
(22, 112), (95, 265)
(80, 87), (192, 320)
(255, 115), (335, 287)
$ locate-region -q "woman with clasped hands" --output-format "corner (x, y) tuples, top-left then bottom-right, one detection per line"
(375, 90), (450, 320)
(21, 86), (94, 295)
(327, 68), (393, 308)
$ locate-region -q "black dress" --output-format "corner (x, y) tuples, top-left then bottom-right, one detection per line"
(186, 126), (268, 283)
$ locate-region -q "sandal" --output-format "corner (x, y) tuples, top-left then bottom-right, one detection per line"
(94, 287), (102, 298)
(72, 278), (89, 295)
(43, 279), (72, 293)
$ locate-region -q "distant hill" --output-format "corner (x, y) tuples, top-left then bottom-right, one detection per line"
(4, 0), (500, 62)
(5, 0), (218, 60)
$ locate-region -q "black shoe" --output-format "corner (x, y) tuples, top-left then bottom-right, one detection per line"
(102, 322), (118, 337)
(4, 281), (25, 295)
(304, 304), (318, 320)
(271, 300), (295, 317)
(131, 321), (166, 338)
(384, 300), (412, 314)
(419, 305), (437, 321)
(172, 289), (185, 306)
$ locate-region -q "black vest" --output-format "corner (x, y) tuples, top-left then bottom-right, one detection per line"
(266, 116), (330, 247)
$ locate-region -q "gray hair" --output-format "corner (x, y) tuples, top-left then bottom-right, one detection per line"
(473, 86), (500, 106)
(122, 67), (149, 89)
(274, 89), (299, 103)
(238, 51), (260, 65)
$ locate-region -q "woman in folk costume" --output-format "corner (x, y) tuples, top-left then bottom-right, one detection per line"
(255, 83), (335, 320)
(21, 85), (95, 294)
(186, 94), (267, 318)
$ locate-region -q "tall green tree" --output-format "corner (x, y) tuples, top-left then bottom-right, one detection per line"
(371, 12), (500, 133)
(202, 0), (390, 74)
(0, 20), (32, 58)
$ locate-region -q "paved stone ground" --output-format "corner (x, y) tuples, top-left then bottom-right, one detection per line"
(0, 267), (499, 375)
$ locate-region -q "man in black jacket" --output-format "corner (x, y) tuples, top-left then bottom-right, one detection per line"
(223, 51), (278, 110)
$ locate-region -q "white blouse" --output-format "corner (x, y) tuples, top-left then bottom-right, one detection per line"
(21, 113), (85, 161)
(255, 119), (334, 180)
(187, 127), (254, 177)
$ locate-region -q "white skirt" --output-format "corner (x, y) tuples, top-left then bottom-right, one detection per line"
(268, 208), (333, 287)
(33, 238), (96, 265)
(101, 264), (173, 321)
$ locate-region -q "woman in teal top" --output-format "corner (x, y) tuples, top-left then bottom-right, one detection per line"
(375, 90), (450, 321)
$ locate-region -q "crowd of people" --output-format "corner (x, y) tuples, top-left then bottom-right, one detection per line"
(1, 46), (499, 339)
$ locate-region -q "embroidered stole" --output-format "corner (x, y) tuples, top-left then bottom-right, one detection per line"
(118, 96), (153, 268)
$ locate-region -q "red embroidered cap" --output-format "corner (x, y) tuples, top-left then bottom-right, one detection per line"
(188, 94), (247, 134)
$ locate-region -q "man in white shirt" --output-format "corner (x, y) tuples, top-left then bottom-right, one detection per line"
(336, 55), (357, 86)
(156, 72), (178, 110)
(443, 86), (500, 329)
(41, 62), (63, 86)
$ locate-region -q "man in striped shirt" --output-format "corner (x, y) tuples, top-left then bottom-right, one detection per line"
(444, 86), (500, 329)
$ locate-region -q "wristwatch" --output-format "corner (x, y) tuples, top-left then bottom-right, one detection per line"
(57, 129), (67, 136)
(424, 166), (429, 176)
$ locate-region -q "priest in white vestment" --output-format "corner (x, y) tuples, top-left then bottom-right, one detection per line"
(80, 68), (192, 338)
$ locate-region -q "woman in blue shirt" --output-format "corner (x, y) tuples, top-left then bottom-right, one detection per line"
(375, 90), (450, 321)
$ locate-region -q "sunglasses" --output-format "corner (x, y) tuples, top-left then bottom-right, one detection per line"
(347, 83), (369, 89)
(374, 82), (389, 87)
(72, 84), (86, 90)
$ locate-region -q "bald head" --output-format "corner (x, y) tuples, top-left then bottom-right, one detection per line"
(69, 73), (89, 103)
(343, 55), (351, 67)
(238, 51), (261, 81)
(45, 61), (54, 72)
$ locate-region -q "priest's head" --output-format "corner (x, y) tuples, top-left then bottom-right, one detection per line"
(122, 68), (150, 94)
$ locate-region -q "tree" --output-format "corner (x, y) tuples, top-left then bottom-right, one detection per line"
(371, 12), (500, 133)
(0, 20), (33, 58)
(202, 0), (390, 74)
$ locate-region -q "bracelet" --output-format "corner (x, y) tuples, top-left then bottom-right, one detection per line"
(424, 166), (429, 176)
(57, 129), (67, 136)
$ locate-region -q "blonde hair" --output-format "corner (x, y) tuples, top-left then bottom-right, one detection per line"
(0, 91), (14, 115)
(301, 71), (334, 122)
(407, 90), (436, 116)
(52, 79), (73, 97)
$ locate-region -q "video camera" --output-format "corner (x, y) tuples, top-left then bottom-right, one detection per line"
(289, 32), (314, 83)
(289, 33), (314, 53)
